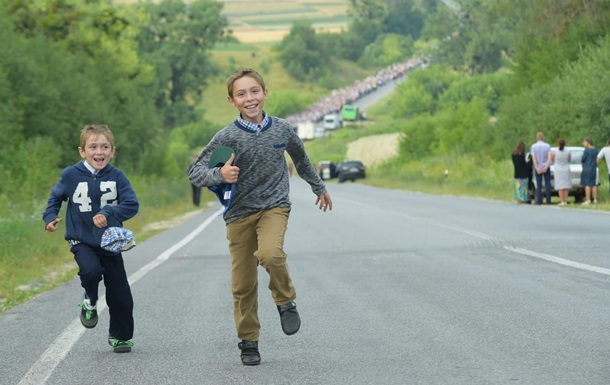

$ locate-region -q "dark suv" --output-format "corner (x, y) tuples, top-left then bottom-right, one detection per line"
(337, 160), (366, 183)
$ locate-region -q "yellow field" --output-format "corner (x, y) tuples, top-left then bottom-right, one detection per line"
(115, 0), (350, 43)
(229, 26), (346, 43)
(221, 0), (350, 43)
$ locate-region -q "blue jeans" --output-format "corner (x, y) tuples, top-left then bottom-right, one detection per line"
(535, 168), (552, 204)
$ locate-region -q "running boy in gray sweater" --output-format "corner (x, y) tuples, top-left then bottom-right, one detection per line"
(188, 68), (332, 366)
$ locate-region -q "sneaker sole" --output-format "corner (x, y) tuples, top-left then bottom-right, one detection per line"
(113, 346), (132, 353)
(80, 316), (98, 329)
(282, 323), (300, 335)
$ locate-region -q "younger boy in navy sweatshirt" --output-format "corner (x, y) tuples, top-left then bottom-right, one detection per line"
(43, 124), (139, 353)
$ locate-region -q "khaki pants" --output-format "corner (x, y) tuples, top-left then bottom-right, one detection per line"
(226, 207), (296, 341)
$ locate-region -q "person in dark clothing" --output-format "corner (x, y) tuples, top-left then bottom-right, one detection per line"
(43, 124), (139, 353)
(581, 137), (598, 205)
(512, 141), (529, 203)
(190, 154), (202, 207)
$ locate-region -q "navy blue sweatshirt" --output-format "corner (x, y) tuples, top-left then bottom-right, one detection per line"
(43, 161), (139, 248)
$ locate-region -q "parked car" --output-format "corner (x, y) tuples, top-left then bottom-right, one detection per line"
(528, 146), (598, 203)
(337, 160), (366, 183)
(317, 160), (338, 180)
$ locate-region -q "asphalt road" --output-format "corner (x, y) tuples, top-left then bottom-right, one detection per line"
(2, 179), (610, 385)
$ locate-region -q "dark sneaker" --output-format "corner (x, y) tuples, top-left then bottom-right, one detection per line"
(78, 296), (98, 329)
(277, 301), (300, 335)
(108, 337), (134, 353)
(238, 340), (261, 366)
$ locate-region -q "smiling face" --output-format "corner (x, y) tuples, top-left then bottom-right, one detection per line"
(227, 75), (268, 124)
(78, 133), (115, 171)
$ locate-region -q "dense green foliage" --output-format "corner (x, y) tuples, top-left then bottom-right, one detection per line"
(0, 0), (228, 216)
(137, 0), (231, 127)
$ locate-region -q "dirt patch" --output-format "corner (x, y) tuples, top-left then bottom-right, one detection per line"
(346, 133), (403, 168)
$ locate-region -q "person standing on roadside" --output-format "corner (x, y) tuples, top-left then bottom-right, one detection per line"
(511, 141), (529, 203)
(553, 138), (572, 206)
(596, 139), (610, 195)
(530, 132), (552, 205)
(190, 154), (202, 207)
(581, 137), (598, 205)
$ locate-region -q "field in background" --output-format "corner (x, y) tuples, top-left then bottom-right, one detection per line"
(221, 0), (350, 43)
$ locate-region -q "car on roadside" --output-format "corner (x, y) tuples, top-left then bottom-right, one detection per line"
(529, 146), (598, 203)
(337, 160), (366, 183)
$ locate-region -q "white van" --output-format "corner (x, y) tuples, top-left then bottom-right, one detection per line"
(296, 121), (315, 140)
(323, 113), (342, 130)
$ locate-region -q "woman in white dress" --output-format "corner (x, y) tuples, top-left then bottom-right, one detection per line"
(553, 138), (572, 205)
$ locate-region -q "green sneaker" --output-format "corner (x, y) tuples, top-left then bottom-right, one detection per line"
(78, 296), (98, 329)
(108, 337), (134, 353)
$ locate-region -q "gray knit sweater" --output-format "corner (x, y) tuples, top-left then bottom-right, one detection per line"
(188, 116), (327, 224)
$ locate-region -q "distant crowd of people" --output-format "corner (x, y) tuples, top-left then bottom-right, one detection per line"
(512, 132), (610, 206)
(286, 57), (425, 125)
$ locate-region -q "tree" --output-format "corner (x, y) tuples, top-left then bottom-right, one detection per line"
(277, 20), (331, 82)
(137, 0), (229, 127)
(422, 0), (516, 74)
(511, 0), (610, 88)
(385, 0), (436, 40)
(359, 33), (415, 67)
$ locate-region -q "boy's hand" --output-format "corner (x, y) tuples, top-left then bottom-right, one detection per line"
(315, 192), (333, 212)
(93, 213), (107, 228)
(221, 153), (239, 184)
(45, 217), (62, 232)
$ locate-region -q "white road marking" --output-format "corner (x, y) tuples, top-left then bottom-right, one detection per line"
(17, 208), (222, 385)
(504, 246), (610, 276)
(439, 222), (610, 276)
(344, 197), (610, 277)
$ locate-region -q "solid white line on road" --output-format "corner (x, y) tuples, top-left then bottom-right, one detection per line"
(17, 208), (222, 385)
(504, 246), (610, 277)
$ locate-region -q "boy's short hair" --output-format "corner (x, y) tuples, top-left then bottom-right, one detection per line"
(80, 124), (115, 149)
(226, 68), (266, 99)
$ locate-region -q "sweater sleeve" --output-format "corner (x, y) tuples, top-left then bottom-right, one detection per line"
(188, 138), (226, 188)
(42, 168), (70, 226)
(285, 127), (327, 196)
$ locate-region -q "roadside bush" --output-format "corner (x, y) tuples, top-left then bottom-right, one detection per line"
(495, 35), (610, 155)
